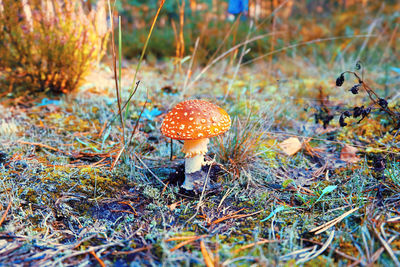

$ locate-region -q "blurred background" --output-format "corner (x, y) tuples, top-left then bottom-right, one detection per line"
(115, 0), (398, 66)
(0, 0), (398, 95)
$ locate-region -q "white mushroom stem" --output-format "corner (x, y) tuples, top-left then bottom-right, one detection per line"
(182, 138), (209, 173)
(185, 154), (205, 174)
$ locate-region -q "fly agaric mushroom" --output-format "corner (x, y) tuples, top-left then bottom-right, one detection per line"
(161, 99), (231, 190)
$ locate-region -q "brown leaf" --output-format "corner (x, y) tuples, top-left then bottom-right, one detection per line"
(279, 137), (302, 156)
(340, 144), (360, 163)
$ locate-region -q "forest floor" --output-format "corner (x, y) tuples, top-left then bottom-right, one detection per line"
(0, 58), (400, 266)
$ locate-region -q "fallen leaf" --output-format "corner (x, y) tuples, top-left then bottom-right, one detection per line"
(340, 144), (360, 163)
(279, 137), (302, 156)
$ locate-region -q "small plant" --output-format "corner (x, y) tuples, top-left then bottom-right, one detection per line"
(0, 0), (109, 95)
(335, 61), (400, 128)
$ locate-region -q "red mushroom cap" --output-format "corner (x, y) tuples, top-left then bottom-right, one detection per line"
(161, 99), (231, 140)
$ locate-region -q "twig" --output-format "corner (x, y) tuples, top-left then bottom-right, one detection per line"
(18, 140), (59, 152)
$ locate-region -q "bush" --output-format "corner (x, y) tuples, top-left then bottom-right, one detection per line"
(0, 0), (109, 95)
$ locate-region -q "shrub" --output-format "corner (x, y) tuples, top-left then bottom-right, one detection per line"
(0, 0), (109, 95)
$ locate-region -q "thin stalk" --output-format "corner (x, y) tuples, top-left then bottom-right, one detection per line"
(123, 0), (165, 122)
(107, 0), (124, 144)
(118, 15), (122, 111)
(187, 32), (278, 89)
(224, 20), (253, 101)
(343, 70), (399, 122)
(242, 35), (377, 66)
(181, 37), (199, 98)
(128, 88), (149, 147)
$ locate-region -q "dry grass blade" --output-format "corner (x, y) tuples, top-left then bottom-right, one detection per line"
(233, 239), (282, 254)
(224, 20), (253, 100)
(386, 216), (400, 223)
(0, 198), (12, 227)
(242, 35), (377, 66)
(373, 228), (400, 266)
(370, 235), (397, 264)
(112, 245), (152, 255)
(52, 242), (123, 265)
(200, 240), (215, 267)
(349, 236), (397, 267)
(301, 238), (359, 262)
(109, 146), (124, 171)
(107, 87), (147, 170)
(89, 250), (106, 267)
(128, 88), (149, 147)
(187, 32), (278, 89)
(217, 187), (235, 210)
(181, 37), (199, 97)
(169, 236), (203, 252)
(210, 210), (262, 226)
(310, 207), (359, 235)
(165, 235), (208, 242)
(297, 230), (335, 264)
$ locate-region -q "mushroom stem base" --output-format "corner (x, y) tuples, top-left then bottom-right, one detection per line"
(182, 171), (202, 191)
(185, 154), (204, 174)
(181, 162), (215, 191)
